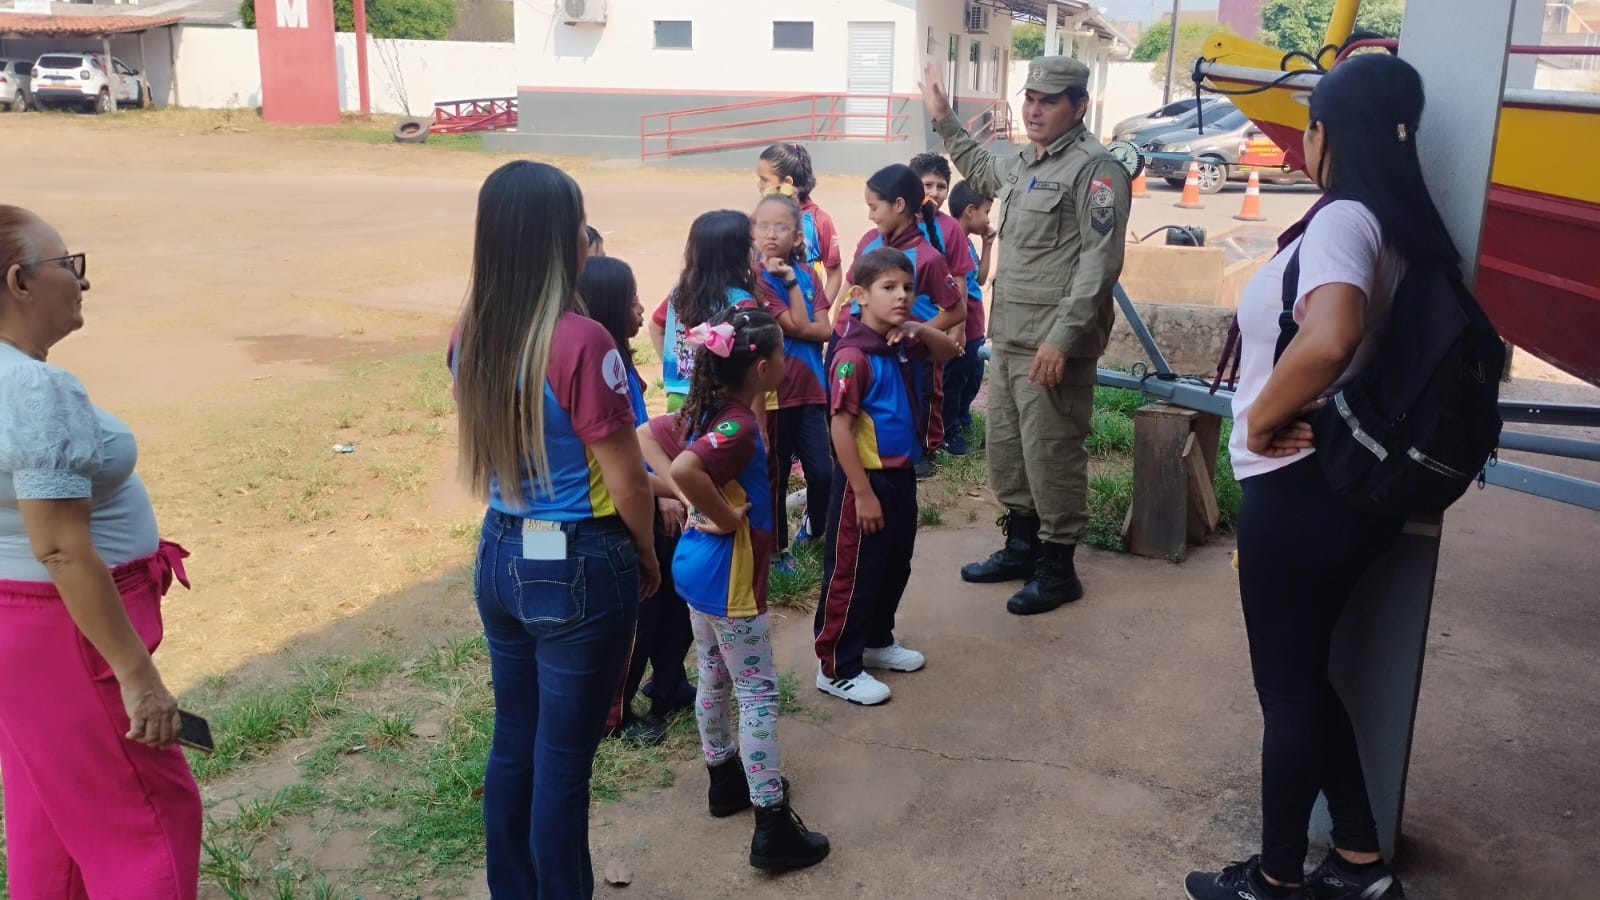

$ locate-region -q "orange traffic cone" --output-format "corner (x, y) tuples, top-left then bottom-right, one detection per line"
(1174, 160), (1204, 209)
(1131, 169), (1149, 199)
(1233, 170), (1267, 221)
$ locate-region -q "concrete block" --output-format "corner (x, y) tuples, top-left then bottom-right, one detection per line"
(1104, 301), (1237, 378)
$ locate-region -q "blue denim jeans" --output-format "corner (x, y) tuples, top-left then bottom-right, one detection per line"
(474, 510), (640, 899)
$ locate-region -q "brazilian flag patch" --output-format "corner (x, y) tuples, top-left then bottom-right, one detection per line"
(837, 361), (854, 378)
(716, 420), (740, 437)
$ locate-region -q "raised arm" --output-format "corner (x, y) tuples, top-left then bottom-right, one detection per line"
(921, 60), (1005, 197)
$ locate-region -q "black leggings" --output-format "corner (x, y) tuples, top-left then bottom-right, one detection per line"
(1237, 457), (1404, 884)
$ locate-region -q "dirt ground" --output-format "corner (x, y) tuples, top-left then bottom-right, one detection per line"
(4, 111), (1597, 898)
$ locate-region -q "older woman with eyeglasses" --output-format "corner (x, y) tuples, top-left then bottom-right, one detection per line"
(0, 205), (201, 899)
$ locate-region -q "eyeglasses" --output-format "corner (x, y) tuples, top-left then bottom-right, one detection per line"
(35, 253), (88, 279)
(754, 223), (795, 236)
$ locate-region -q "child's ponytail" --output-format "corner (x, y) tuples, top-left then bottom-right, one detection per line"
(919, 198), (944, 253)
(868, 163), (942, 252)
(759, 143), (817, 203)
(676, 308), (785, 441)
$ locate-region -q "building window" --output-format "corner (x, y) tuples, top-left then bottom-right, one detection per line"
(773, 21), (814, 50)
(969, 40), (981, 91)
(654, 20), (692, 50)
(927, 26), (936, 55)
(947, 34), (959, 95)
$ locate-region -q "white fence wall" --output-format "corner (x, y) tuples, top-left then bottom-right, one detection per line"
(132, 26), (514, 115)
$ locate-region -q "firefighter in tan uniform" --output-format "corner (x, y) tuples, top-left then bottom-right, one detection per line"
(919, 56), (1131, 616)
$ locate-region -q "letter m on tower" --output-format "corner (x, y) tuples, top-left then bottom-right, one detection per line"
(275, 0), (309, 28)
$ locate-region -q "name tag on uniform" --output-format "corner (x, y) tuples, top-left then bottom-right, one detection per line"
(522, 518), (567, 560)
(1030, 180), (1062, 192)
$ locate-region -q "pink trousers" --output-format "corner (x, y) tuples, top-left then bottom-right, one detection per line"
(0, 541), (202, 899)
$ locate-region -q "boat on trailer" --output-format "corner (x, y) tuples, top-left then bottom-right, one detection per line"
(1190, 0), (1600, 389)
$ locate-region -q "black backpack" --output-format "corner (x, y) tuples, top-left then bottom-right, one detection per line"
(1275, 247), (1506, 518)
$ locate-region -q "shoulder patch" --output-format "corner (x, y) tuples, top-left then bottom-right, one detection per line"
(601, 348), (629, 395)
(837, 361), (855, 378)
(715, 420), (740, 437)
(1089, 177), (1117, 236)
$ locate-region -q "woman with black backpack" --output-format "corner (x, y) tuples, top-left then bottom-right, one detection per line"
(1185, 53), (1464, 900)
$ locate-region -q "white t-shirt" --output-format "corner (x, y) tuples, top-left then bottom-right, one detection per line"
(1229, 200), (1406, 482)
(0, 343), (159, 581)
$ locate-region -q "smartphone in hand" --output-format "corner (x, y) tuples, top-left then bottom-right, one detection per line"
(178, 710), (215, 754)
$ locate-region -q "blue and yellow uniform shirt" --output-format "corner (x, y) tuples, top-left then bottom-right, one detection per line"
(828, 318), (926, 470)
(451, 313), (637, 521)
(648, 403), (774, 617)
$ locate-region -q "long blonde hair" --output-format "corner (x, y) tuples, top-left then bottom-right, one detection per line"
(455, 161), (588, 507)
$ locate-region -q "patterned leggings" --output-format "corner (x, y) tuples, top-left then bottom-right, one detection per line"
(689, 610), (784, 808)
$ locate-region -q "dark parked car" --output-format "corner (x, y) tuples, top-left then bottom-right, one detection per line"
(1141, 107), (1313, 194)
(1113, 98), (1235, 149)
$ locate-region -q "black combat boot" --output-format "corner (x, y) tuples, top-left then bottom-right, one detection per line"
(750, 801), (830, 872)
(1006, 542), (1084, 616)
(960, 512), (1041, 584)
(707, 756), (751, 818)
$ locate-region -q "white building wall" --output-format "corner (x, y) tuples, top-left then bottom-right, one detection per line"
(1008, 58), (1166, 139)
(513, 0), (1000, 100)
(152, 26), (514, 114)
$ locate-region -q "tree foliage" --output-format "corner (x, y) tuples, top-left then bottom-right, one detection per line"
(1012, 23), (1045, 60)
(1258, 0), (1405, 57)
(1132, 21), (1224, 63)
(240, 0), (458, 40)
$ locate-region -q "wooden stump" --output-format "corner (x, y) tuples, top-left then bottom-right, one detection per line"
(1129, 402), (1223, 561)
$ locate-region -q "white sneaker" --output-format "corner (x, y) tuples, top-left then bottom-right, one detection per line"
(863, 642), (926, 673)
(816, 664), (892, 705)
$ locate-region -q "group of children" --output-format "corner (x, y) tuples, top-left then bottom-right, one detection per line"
(581, 142), (997, 872)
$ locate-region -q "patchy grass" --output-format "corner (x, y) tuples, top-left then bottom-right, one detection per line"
(770, 539), (825, 610)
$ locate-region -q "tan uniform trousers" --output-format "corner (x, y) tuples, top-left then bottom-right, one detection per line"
(986, 347), (1096, 546)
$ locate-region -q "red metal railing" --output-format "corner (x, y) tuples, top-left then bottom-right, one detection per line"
(431, 97), (518, 135)
(967, 98), (1015, 146)
(640, 93), (911, 161)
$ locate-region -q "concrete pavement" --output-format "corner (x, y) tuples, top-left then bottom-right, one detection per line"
(581, 470), (1599, 899)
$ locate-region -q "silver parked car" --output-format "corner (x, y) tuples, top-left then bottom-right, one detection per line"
(1110, 96), (1231, 143)
(0, 58), (32, 111)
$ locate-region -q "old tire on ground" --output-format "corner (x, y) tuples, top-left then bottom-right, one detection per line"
(392, 118), (429, 144)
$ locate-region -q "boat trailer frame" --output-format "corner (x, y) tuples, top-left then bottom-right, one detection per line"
(1096, 285), (1600, 512)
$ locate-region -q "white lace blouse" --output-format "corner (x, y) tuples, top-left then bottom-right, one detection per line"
(0, 343), (159, 581)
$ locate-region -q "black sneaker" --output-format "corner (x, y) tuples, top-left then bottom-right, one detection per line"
(915, 459), (937, 480)
(1185, 856), (1306, 900)
(619, 714), (671, 746)
(1306, 851), (1405, 900)
(942, 432), (972, 456)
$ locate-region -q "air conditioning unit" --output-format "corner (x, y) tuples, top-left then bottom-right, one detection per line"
(965, 3), (991, 34)
(562, 0), (607, 25)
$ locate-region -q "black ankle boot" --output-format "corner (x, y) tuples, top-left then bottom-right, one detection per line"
(1006, 542), (1084, 616)
(750, 801), (830, 872)
(707, 756), (750, 818)
(960, 512), (1041, 584)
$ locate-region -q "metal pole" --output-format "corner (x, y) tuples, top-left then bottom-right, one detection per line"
(1162, 0), (1181, 104)
(103, 36), (117, 112)
(1044, 3), (1059, 58)
(167, 25), (180, 106)
(137, 30), (148, 106)
(354, 0), (371, 115)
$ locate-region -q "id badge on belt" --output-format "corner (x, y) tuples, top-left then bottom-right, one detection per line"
(522, 518), (567, 560)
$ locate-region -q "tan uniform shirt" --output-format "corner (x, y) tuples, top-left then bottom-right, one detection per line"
(934, 113), (1132, 359)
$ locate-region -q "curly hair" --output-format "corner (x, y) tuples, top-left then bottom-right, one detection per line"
(676, 307), (784, 442)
